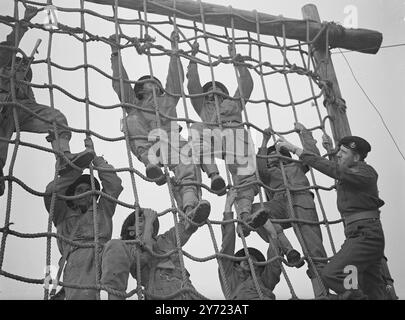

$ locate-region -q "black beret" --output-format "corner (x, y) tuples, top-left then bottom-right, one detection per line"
(133, 75), (164, 99)
(65, 174), (100, 208)
(65, 174), (100, 197)
(338, 136), (371, 159)
(120, 210), (160, 240)
(234, 247), (266, 263)
(202, 81), (229, 96)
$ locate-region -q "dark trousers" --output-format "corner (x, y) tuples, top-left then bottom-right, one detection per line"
(321, 218), (386, 299)
(253, 195), (327, 279)
(0, 99), (70, 167)
(380, 256), (399, 300)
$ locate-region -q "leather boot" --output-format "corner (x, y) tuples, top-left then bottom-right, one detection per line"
(59, 151), (96, 175)
(247, 207), (268, 229)
(51, 134), (95, 175)
(209, 173), (226, 194)
(186, 200), (211, 225)
(286, 249), (305, 268)
(145, 163), (165, 185)
(238, 212), (252, 238)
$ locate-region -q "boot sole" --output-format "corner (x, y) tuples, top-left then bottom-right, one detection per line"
(191, 201), (211, 224)
(59, 151), (95, 175)
(155, 176), (167, 186)
(215, 187), (227, 196)
(286, 250), (305, 268)
(211, 177), (226, 192)
(73, 152), (95, 168)
(237, 225), (251, 238)
(248, 209), (268, 229)
(146, 165), (164, 179)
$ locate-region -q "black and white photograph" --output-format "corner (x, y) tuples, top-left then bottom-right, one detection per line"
(0, 0), (403, 307)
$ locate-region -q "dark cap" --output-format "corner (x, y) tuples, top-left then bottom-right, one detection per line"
(134, 75), (164, 100)
(66, 174), (100, 197)
(267, 145), (292, 158)
(65, 174), (100, 207)
(121, 209), (160, 240)
(202, 81), (229, 96)
(234, 247), (266, 263)
(338, 136), (371, 160)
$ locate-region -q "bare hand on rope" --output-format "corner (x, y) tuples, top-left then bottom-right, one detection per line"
(228, 43), (236, 58)
(170, 30), (180, 51)
(275, 136), (301, 156)
(108, 34), (119, 53)
(84, 136), (95, 155)
(322, 133), (333, 151)
(190, 41), (199, 56)
(262, 126), (274, 143)
(294, 122), (306, 133)
(228, 43), (243, 62)
(143, 208), (158, 222)
(261, 126), (273, 148)
(225, 188), (238, 212)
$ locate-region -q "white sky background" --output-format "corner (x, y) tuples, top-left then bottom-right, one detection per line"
(0, 0), (404, 300)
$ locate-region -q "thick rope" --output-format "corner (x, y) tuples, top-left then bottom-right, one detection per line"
(0, 0), (347, 300)
(112, 0), (145, 299)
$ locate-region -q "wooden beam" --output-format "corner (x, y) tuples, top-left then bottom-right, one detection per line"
(85, 0), (382, 54)
(302, 4), (351, 143)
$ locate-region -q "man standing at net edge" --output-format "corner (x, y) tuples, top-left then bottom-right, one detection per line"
(276, 134), (388, 299)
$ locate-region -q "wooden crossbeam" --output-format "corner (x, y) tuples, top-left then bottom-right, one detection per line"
(85, 0), (382, 54)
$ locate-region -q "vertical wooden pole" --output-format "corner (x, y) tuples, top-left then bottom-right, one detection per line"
(302, 4), (351, 143)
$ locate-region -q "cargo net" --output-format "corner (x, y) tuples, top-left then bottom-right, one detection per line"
(0, 0), (345, 300)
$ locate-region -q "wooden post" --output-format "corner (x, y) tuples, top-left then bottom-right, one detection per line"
(85, 0), (382, 54)
(302, 4), (351, 142)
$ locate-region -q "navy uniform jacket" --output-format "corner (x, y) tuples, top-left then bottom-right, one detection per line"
(299, 150), (384, 218)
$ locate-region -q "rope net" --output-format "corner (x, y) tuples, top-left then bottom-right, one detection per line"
(0, 0), (347, 300)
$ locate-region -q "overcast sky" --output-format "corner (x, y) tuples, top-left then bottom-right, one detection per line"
(0, 0), (404, 300)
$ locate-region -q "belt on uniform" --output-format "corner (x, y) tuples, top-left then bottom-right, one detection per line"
(344, 210), (380, 225)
